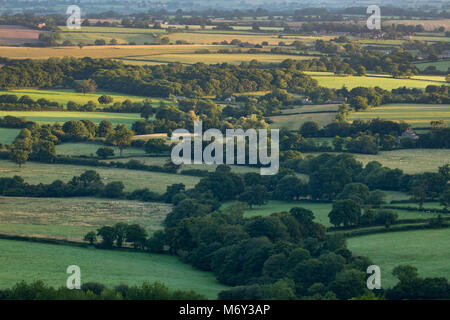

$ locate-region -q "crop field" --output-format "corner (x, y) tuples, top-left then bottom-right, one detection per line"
(310, 74), (446, 90)
(58, 31), (158, 45)
(55, 143), (147, 157)
(347, 103), (450, 128)
(0, 111), (142, 127)
(2, 89), (158, 106)
(383, 19), (450, 31)
(269, 111), (337, 130)
(414, 60), (450, 72)
(0, 239), (228, 298)
(0, 128), (20, 145)
(167, 32), (333, 45)
(347, 228), (450, 288)
(0, 196), (172, 241)
(0, 160), (200, 193)
(0, 25), (43, 45)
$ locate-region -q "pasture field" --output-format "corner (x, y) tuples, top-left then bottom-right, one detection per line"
(347, 103), (450, 128)
(0, 128), (20, 145)
(0, 239), (228, 298)
(310, 74), (446, 90)
(306, 149), (450, 174)
(414, 60), (450, 72)
(228, 200), (439, 227)
(2, 89), (158, 106)
(0, 196), (172, 241)
(0, 111), (141, 127)
(0, 44), (225, 60)
(347, 228), (450, 288)
(101, 156), (262, 174)
(56, 143), (147, 157)
(120, 52), (314, 65)
(0, 160), (200, 193)
(280, 104), (340, 114)
(269, 111), (337, 130)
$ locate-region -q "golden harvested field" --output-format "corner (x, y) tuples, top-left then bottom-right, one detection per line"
(167, 32), (333, 45)
(383, 19), (450, 31)
(0, 25), (43, 45)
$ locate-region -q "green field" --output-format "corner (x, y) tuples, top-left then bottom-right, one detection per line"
(306, 149), (450, 174)
(0, 160), (200, 193)
(0, 111), (141, 127)
(102, 156), (262, 174)
(414, 60), (450, 72)
(2, 89), (159, 106)
(56, 143), (147, 157)
(224, 198), (439, 227)
(311, 74), (446, 90)
(120, 53), (314, 65)
(0, 128), (20, 144)
(347, 103), (450, 128)
(348, 228), (450, 288)
(0, 239), (228, 298)
(269, 112), (337, 130)
(0, 196), (171, 241)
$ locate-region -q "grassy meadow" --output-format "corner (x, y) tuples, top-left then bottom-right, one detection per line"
(0, 196), (172, 241)
(306, 149), (450, 174)
(227, 200), (440, 228)
(0, 159), (200, 193)
(2, 89), (158, 106)
(347, 228), (450, 288)
(311, 74), (446, 90)
(413, 60), (450, 72)
(0, 111), (142, 127)
(0, 239), (228, 298)
(56, 143), (147, 157)
(347, 103), (450, 128)
(269, 112), (337, 130)
(0, 128), (20, 145)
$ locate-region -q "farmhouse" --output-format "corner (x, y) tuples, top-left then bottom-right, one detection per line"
(396, 129), (419, 143)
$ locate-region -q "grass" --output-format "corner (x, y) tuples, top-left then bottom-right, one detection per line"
(56, 143), (147, 157)
(348, 149), (450, 174)
(2, 89), (162, 106)
(101, 156), (262, 174)
(0, 196), (172, 241)
(223, 197), (439, 228)
(0, 239), (228, 298)
(413, 60), (450, 72)
(0, 111), (142, 127)
(0, 44), (228, 60)
(347, 228), (450, 288)
(0, 159), (200, 193)
(347, 104), (450, 128)
(311, 74), (446, 90)
(269, 112), (337, 130)
(305, 149), (450, 175)
(0, 128), (20, 144)
(120, 52), (314, 65)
